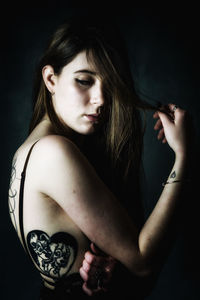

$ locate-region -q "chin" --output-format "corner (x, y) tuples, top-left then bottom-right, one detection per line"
(80, 127), (96, 135)
(74, 122), (102, 136)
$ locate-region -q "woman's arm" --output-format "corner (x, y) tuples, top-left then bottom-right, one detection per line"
(80, 104), (191, 295)
(80, 153), (188, 295)
(31, 104), (190, 276)
(139, 104), (190, 263)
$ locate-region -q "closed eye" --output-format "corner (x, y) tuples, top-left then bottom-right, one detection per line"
(75, 78), (93, 87)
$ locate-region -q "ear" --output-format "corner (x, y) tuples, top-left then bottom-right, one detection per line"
(42, 65), (57, 94)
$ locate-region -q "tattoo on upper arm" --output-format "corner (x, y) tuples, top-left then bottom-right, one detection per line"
(8, 156), (18, 234)
(27, 230), (78, 278)
(170, 171), (176, 178)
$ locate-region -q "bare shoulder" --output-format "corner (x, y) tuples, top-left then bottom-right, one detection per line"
(35, 134), (80, 155)
(30, 134), (86, 166)
(29, 134), (99, 196)
(29, 133), (89, 175)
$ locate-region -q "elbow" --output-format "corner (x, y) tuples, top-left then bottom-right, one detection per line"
(135, 237), (158, 277)
(130, 254), (155, 278)
(133, 265), (158, 298)
(134, 265), (153, 278)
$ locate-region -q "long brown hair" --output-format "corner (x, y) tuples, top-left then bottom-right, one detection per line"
(29, 16), (156, 188)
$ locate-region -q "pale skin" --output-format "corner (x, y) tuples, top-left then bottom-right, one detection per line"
(9, 51), (190, 295)
(81, 105), (190, 295)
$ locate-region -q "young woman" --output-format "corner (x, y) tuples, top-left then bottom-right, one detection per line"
(8, 17), (191, 299)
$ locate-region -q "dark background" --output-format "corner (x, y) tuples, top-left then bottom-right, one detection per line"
(1, 2), (200, 299)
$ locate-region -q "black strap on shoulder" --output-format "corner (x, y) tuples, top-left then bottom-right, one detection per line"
(19, 140), (40, 254)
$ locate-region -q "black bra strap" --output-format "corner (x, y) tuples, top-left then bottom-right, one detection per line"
(19, 140), (40, 254)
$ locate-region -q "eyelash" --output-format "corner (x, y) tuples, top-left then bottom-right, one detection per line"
(75, 78), (93, 87)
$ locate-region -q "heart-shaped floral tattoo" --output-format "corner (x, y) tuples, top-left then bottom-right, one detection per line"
(27, 230), (78, 278)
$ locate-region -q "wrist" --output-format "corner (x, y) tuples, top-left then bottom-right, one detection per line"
(169, 152), (189, 183)
(163, 157), (189, 187)
(175, 151), (187, 163)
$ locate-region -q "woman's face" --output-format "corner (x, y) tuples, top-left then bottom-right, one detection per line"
(43, 51), (105, 135)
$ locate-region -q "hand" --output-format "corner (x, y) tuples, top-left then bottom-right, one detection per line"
(153, 103), (191, 156)
(79, 243), (117, 296)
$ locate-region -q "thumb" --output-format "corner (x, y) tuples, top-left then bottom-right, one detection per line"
(157, 111), (173, 127)
(90, 243), (105, 256)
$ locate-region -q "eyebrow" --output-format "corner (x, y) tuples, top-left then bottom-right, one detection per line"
(74, 69), (97, 75)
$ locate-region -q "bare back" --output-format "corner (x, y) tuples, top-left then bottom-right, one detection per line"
(8, 121), (90, 289)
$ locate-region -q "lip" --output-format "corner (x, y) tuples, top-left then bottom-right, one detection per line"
(85, 114), (100, 122)
(87, 113), (99, 117)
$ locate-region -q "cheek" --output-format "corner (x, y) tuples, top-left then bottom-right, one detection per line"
(55, 82), (89, 114)
(66, 86), (88, 108)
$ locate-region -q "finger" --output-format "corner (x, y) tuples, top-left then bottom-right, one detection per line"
(82, 263), (104, 281)
(168, 103), (180, 112)
(157, 111), (173, 127)
(80, 265), (98, 288)
(166, 103), (185, 120)
(84, 251), (96, 264)
(162, 137), (167, 143)
(79, 266), (89, 281)
(84, 251), (108, 267)
(157, 128), (165, 140)
(83, 260), (105, 282)
(153, 111), (159, 119)
(154, 118), (162, 130)
(158, 104), (175, 120)
(82, 282), (94, 296)
(166, 103), (187, 126)
(90, 243), (105, 255)
(82, 259), (91, 273)
(82, 282), (108, 296)
(174, 108), (187, 124)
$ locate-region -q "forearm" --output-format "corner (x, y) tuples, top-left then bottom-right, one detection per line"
(80, 104), (192, 283)
(138, 153), (188, 264)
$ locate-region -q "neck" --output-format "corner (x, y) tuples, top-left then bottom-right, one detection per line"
(68, 130), (86, 149)
(41, 115), (86, 149)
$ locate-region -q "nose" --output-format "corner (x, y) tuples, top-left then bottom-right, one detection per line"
(90, 81), (104, 107)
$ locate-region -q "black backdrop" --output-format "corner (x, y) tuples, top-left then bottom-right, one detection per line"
(1, 2), (200, 299)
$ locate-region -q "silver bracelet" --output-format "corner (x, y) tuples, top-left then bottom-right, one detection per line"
(162, 179), (190, 187)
